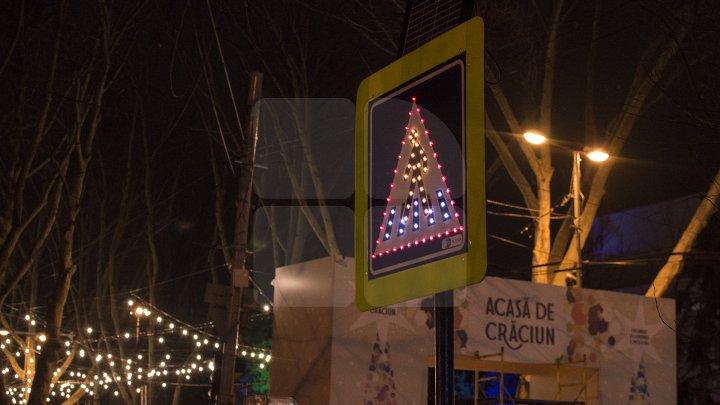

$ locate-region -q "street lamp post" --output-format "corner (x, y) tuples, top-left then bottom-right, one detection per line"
(571, 151), (583, 287)
(133, 305), (151, 343)
(523, 131), (608, 287)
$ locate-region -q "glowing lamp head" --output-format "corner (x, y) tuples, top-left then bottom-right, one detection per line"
(523, 131), (546, 145)
(586, 150), (609, 162)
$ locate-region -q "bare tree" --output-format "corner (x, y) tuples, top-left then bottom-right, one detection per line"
(647, 168), (720, 297)
(482, 0), (715, 286)
(0, 0), (146, 402)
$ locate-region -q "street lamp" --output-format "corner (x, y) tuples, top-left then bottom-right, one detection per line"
(522, 131), (547, 145)
(523, 131), (609, 287)
(130, 304), (151, 343)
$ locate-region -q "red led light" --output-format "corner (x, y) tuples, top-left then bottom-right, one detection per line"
(372, 96), (464, 260)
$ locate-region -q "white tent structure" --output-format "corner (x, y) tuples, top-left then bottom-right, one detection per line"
(270, 257), (676, 404)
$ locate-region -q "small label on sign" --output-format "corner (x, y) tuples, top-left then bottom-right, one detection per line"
(442, 234), (463, 250)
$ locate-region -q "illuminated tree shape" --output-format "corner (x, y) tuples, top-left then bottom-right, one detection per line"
(373, 98), (462, 258)
(362, 334), (398, 405)
(628, 359), (651, 404)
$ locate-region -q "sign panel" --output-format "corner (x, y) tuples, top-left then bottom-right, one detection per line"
(355, 17), (485, 310)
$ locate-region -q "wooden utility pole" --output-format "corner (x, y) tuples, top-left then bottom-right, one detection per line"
(217, 72), (263, 405)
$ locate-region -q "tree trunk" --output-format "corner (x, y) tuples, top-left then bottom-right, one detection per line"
(647, 169), (720, 297)
(533, 171), (552, 283)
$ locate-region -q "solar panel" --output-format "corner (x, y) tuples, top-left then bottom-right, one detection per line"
(398, 0), (472, 56)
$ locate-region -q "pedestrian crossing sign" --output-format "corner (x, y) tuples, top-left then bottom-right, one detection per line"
(355, 17), (486, 311)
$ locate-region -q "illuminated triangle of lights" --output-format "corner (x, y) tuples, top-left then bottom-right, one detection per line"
(373, 98), (462, 258)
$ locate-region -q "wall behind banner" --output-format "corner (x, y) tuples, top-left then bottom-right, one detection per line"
(271, 257), (676, 404)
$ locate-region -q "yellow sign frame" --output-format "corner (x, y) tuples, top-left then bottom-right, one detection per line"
(355, 17), (486, 311)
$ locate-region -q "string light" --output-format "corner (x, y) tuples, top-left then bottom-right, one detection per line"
(2, 296), (272, 404)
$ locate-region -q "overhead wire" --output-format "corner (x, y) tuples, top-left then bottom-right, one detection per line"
(197, 31), (236, 176)
(650, 281), (689, 340)
(205, 0), (246, 145)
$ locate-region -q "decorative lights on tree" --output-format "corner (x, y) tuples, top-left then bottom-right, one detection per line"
(373, 98), (462, 259)
(1, 296), (272, 403)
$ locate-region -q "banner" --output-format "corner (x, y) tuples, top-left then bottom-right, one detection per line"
(321, 262), (677, 404)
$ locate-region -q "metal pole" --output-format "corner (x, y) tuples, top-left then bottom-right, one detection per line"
(434, 290), (454, 405)
(217, 72), (263, 405)
(572, 151), (583, 287)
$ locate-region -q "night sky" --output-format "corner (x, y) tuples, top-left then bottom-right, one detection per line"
(1, 0), (719, 402)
